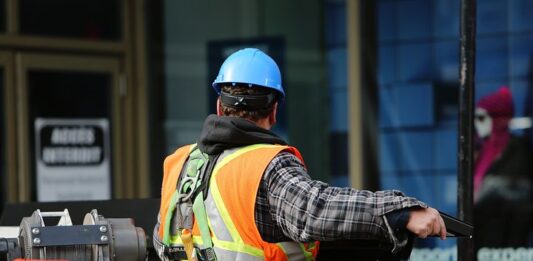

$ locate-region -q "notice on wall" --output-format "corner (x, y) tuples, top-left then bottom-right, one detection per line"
(35, 118), (111, 202)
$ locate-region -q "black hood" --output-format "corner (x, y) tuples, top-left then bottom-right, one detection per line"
(197, 114), (287, 155)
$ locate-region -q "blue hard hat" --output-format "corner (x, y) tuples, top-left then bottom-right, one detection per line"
(212, 48), (285, 99)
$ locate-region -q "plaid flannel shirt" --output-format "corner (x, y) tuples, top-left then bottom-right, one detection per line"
(255, 152), (426, 251)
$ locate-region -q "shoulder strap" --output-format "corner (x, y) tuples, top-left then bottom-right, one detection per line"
(175, 147), (218, 261)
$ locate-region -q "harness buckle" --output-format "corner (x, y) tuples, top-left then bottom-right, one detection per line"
(198, 247), (217, 261)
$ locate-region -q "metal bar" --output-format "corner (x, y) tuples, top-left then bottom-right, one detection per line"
(458, 0), (476, 260)
(0, 35), (125, 54)
(347, 0), (364, 189)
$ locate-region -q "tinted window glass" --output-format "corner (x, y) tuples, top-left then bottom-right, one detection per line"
(19, 0), (121, 40)
(0, 0), (5, 33)
(28, 70), (112, 201)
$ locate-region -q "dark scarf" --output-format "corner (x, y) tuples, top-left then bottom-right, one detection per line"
(197, 114), (287, 155)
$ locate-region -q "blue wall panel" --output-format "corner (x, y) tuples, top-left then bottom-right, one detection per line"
(330, 90), (348, 132)
(378, 45), (396, 85)
(379, 132), (401, 173)
(378, 1), (395, 42)
(475, 81), (507, 102)
(510, 34), (533, 78)
(325, 2), (347, 47)
(434, 41), (459, 82)
(398, 131), (434, 171)
(380, 175), (404, 190)
(397, 0), (432, 40)
(436, 173), (458, 216)
(380, 84), (434, 128)
(510, 80), (529, 118)
(477, 0), (508, 35)
(398, 43), (432, 82)
(435, 129), (457, 170)
(395, 84), (434, 127)
(379, 87), (393, 127)
(510, 0), (533, 32)
(476, 37), (508, 82)
(327, 48), (347, 90)
(433, 0), (460, 38)
(402, 174), (438, 207)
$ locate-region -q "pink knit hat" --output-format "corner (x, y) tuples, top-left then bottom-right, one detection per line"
(476, 86), (514, 118)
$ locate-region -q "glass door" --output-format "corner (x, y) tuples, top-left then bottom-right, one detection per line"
(16, 53), (122, 202)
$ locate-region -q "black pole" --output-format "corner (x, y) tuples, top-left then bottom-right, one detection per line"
(458, 0), (476, 260)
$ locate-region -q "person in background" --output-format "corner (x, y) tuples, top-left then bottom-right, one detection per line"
(474, 86), (533, 250)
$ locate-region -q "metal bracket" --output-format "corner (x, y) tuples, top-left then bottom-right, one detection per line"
(30, 225), (110, 247)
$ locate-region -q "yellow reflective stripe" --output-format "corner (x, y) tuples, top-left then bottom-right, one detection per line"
(212, 237), (264, 257)
(210, 144), (282, 243)
(170, 234), (264, 257)
(170, 235), (204, 246)
(277, 242), (287, 254)
(299, 244), (314, 260)
(213, 144), (282, 174)
(162, 190), (178, 245)
(278, 242), (314, 261)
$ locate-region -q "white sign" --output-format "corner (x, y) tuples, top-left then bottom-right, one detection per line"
(35, 118), (111, 202)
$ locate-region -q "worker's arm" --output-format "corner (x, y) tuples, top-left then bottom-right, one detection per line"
(262, 152), (444, 252)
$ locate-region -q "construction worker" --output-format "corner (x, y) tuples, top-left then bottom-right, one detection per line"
(153, 48), (446, 261)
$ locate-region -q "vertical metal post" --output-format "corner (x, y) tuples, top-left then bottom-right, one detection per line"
(347, 0), (364, 189)
(458, 0), (476, 260)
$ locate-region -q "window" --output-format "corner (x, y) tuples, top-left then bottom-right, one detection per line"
(19, 0), (121, 41)
(0, 0), (5, 33)
(27, 70), (112, 201)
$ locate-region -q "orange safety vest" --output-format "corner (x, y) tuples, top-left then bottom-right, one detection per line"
(158, 144), (319, 260)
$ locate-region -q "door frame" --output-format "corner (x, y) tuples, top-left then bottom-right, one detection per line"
(15, 53), (123, 201)
(0, 51), (17, 202)
(0, 0), (150, 202)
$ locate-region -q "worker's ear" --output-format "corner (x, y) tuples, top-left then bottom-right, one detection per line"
(269, 102), (278, 126)
(216, 97), (223, 116)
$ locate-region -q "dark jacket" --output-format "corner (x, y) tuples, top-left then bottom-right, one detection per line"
(474, 136), (533, 249)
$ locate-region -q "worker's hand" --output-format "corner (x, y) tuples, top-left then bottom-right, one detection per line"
(406, 207), (447, 240)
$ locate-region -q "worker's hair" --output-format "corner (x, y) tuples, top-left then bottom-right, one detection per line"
(219, 85), (276, 121)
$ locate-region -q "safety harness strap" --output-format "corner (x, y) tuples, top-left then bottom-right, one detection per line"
(193, 190), (214, 249)
(174, 147), (217, 260)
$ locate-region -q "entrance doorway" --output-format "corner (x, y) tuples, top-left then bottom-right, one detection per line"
(0, 0), (150, 204)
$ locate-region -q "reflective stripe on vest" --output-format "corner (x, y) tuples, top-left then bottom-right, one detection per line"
(159, 144), (319, 260)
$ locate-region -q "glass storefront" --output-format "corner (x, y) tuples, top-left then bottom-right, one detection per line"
(325, 0), (349, 187)
(377, 0), (459, 253)
(375, 0), (533, 259)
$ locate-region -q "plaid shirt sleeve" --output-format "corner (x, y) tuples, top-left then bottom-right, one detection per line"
(261, 152), (426, 249)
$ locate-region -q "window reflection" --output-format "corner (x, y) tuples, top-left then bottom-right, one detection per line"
(474, 87), (533, 251)
(376, 0), (533, 258)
